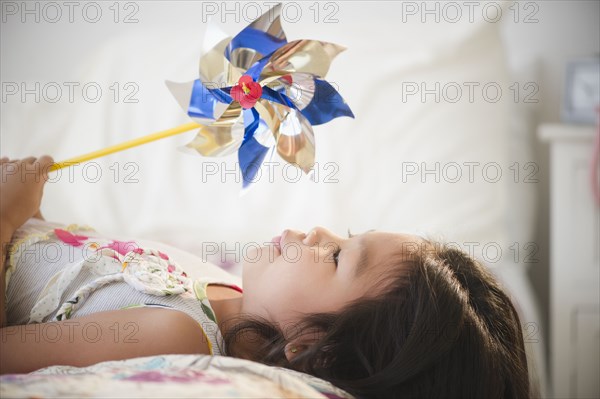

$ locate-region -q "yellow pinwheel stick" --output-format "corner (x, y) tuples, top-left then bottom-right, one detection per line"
(49, 122), (201, 172)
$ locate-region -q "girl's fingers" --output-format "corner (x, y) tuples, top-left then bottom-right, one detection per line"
(0, 157), (45, 164)
(4, 156), (55, 179)
(37, 155), (54, 166)
(37, 155), (55, 179)
(1, 156), (54, 178)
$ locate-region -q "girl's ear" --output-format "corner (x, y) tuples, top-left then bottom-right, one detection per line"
(284, 342), (306, 362)
(283, 329), (325, 363)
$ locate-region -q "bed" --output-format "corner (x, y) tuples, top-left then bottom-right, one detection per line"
(1, 354), (354, 398)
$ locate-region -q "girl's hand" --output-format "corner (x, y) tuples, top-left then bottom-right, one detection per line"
(0, 156), (54, 232)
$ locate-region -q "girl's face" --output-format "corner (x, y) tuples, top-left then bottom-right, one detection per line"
(241, 226), (421, 330)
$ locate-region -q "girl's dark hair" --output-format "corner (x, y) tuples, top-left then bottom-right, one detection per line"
(220, 240), (535, 398)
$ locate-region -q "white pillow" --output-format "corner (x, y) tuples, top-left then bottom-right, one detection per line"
(1, 3), (512, 250)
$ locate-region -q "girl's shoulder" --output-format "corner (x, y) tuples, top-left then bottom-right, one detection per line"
(206, 284), (243, 301)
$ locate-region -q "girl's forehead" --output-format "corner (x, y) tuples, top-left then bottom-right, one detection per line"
(357, 231), (423, 274)
(364, 231), (423, 250)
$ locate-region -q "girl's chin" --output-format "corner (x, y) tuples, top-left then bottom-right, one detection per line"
(241, 245), (279, 273)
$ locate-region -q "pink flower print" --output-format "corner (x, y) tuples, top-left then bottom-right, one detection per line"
(121, 370), (229, 384)
(97, 240), (139, 256)
(54, 229), (88, 247)
(158, 251), (169, 260)
(167, 265), (175, 273)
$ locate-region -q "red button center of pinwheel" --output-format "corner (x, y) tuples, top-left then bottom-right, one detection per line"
(231, 75), (262, 109)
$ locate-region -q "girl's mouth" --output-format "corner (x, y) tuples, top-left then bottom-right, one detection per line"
(271, 235), (282, 253)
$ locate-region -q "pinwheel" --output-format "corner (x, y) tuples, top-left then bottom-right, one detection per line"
(50, 3), (354, 190)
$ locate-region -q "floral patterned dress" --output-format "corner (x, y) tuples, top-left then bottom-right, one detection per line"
(4, 218), (243, 356)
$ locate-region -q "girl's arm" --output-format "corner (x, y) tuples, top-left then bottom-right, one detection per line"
(0, 307), (210, 374)
(0, 156), (53, 327)
(0, 157), (211, 373)
(0, 222), (15, 328)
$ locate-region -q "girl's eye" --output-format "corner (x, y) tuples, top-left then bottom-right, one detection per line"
(333, 247), (341, 267)
(332, 229), (354, 268)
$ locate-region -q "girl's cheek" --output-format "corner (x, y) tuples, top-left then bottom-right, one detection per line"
(303, 248), (330, 269)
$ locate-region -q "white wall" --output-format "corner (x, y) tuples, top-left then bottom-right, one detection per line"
(499, 0), (600, 366)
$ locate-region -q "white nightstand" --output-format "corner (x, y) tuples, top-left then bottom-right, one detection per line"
(539, 124), (600, 399)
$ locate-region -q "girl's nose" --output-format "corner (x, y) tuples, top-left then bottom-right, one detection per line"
(302, 226), (336, 246)
(281, 229), (306, 245)
(302, 229), (317, 246)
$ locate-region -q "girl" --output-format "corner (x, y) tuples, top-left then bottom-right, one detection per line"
(0, 156), (533, 398)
